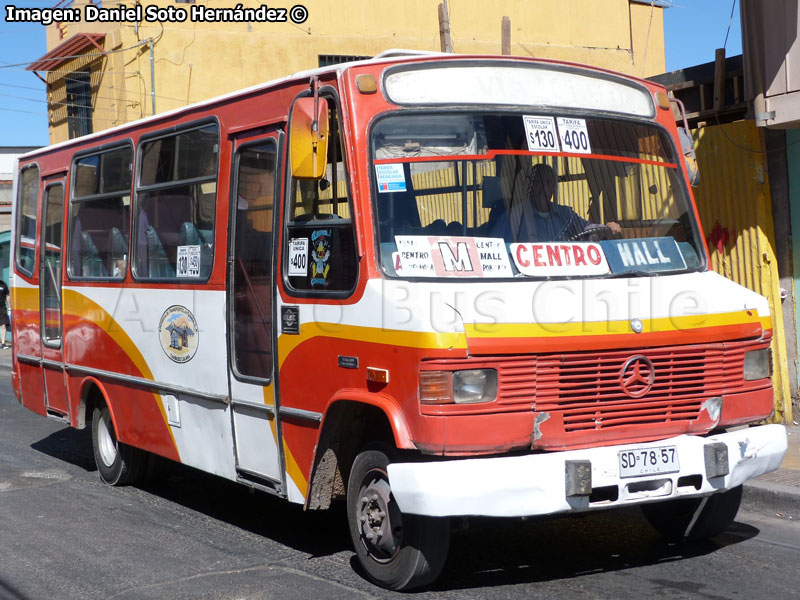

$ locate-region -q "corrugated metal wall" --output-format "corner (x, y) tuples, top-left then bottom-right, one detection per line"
(692, 119), (792, 423)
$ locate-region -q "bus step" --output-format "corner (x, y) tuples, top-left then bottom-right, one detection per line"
(236, 468), (283, 497)
(45, 409), (69, 423)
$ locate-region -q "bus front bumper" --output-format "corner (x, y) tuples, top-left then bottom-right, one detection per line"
(387, 424), (786, 517)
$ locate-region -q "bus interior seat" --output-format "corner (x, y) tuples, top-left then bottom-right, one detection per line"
(379, 190), (420, 241)
(180, 222), (212, 277)
(109, 227), (128, 276)
(479, 175), (507, 236)
(146, 226), (175, 278)
(80, 232), (108, 278)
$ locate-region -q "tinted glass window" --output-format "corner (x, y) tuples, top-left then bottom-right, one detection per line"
(285, 99), (357, 293)
(135, 124), (218, 280)
(15, 166), (39, 277)
(69, 146), (132, 279)
(232, 143), (275, 380)
(371, 113), (702, 279)
(42, 184), (64, 343)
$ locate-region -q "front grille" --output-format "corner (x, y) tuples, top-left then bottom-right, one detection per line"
(480, 339), (767, 432)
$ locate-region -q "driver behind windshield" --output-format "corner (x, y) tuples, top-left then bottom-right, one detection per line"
(525, 163), (621, 242)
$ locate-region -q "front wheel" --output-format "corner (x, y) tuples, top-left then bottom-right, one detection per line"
(641, 485), (743, 542)
(91, 404), (147, 486)
(347, 446), (450, 590)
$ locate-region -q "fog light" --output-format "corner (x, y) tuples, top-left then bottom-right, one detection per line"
(453, 369), (497, 404)
(744, 349), (771, 380)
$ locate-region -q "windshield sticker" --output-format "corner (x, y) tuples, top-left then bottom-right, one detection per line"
(511, 242), (610, 276)
(600, 237), (686, 274)
(394, 236), (512, 277)
(556, 117), (592, 154)
(288, 237), (308, 276)
(523, 116), (560, 152)
(176, 245), (201, 278)
(375, 163), (408, 193)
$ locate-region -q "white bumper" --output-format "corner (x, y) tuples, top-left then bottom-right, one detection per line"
(388, 424), (787, 517)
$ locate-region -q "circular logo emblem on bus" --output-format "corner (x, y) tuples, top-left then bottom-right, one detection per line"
(158, 305), (199, 363)
(619, 355), (655, 398)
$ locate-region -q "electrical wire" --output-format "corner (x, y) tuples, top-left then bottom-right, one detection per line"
(723, 0), (737, 50)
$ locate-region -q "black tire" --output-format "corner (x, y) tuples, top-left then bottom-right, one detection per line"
(91, 404), (147, 486)
(641, 485), (743, 542)
(347, 445), (450, 591)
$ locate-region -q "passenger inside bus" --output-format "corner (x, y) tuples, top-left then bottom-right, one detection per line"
(483, 163), (621, 242)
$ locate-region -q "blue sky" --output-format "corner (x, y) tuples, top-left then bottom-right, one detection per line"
(0, 1), (742, 148)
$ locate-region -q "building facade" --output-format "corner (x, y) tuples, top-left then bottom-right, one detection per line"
(29, 0), (667, 143)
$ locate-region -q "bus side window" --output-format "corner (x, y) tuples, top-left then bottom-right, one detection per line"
(284, 97), (357, 294)
(68, 145), (133, 280)
(134, 124), (218, 280)
(15, 165), (40, 277)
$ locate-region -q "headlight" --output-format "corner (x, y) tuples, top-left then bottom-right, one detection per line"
(419, 369), (498, 404)
(744, 349), (772, 381)
(453, 369), (498, 404)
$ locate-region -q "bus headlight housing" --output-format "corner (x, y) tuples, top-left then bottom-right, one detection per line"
(420, 369), (498, 404)
(744, 349), (772, 381)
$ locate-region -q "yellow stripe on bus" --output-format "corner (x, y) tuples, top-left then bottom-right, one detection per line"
(62, 289), (179, 455)
(278, 322), (467, 368)
(463, 309), (767, 338)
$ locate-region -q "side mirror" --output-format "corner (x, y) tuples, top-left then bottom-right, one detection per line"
(678, 128), (700, 187)
(290, 96), (329, 179)
(670, 97), (700, 187)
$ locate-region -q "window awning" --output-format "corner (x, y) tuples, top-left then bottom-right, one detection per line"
(26, 33), (106, 72)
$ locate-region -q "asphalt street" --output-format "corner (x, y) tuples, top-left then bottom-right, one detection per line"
(1, 372), (800, 599)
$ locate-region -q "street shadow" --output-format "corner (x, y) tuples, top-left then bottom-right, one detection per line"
(28, 428), (761, 590)
(29, 427), (96, 473)
(0, 577), (32, 600)
(138, 464), (352, 558)
(427, 511), (760, 591)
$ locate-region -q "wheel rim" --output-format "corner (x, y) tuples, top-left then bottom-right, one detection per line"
(356, 467), (403, 563)
(96, 410), (118, 468)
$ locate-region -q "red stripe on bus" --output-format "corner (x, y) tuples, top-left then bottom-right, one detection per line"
(373, 149), (677, 169)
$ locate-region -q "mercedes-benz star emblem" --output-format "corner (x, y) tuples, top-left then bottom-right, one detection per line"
(619, 355), (655, 398)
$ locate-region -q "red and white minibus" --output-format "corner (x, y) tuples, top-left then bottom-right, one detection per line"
(11, 53), (787, 590)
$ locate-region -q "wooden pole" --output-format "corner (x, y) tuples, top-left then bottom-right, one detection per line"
(438, 3), (453, 53)
(713, 47), (726, 112)
(501, 16), (511, 55)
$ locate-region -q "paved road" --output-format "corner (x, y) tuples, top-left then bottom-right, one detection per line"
(1, 377), (800, 600)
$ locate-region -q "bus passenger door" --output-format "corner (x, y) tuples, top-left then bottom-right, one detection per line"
(227, 134), (282, 485)
(39, 179), (69, 417)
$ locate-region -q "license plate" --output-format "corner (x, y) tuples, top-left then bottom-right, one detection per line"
(618, 445), (679, 478)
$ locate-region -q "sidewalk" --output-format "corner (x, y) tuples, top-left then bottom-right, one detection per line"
(0, 345), (11, 374)
(0, 344), (795, 517)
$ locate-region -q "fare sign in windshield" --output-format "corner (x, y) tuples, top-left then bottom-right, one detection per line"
(511, 242), (610, 276)
(600, 238), (686, 274)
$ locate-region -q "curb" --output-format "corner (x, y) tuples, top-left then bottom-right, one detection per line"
(742, 479), (800, 520)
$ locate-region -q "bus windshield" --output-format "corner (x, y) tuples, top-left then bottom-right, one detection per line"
(371, 112), (704, 279)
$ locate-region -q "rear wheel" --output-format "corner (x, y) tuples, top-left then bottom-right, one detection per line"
(91, 404), (147, 486)
(641, 485), (743, 542)
(347, 445), (450, 590)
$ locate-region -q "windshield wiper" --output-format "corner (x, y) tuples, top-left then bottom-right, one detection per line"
(604, 270), (657, 278)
